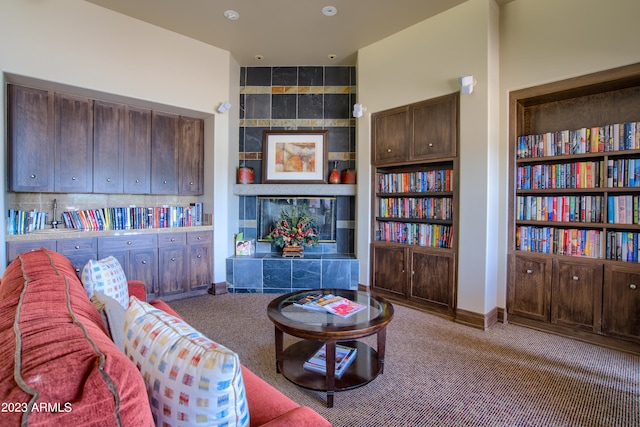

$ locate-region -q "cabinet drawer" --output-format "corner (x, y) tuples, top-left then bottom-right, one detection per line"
(98, 234), (157, 252)
(158, 232), (186, 247)
(7, 240), (57, 263)
(187, 231), (212, 245)
(57, 237), (98, 253)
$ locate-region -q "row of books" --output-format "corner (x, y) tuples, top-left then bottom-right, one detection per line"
(377, 169), (453, 194)
(516, 195), (604, 223)
(516, 161), (605, 190)
(303, 344), (357, 379)
(6, 209), (49, 235)
(378, 197), (453, 221)
(376, 221), (453, 248)
(293, 293), (367, 318)
(516, 121), (640, 159)
(516, 226), (602, 258)
(61, 204), (203, 231)
(606, 231), (640, 262)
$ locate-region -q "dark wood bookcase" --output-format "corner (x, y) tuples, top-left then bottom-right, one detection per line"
(370, 93), (459, 318)
(507, 63), (640, 354)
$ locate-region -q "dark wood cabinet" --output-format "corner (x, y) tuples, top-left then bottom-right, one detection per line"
(158, 232), (187, 296)
(507, 63), (640, 351)
(372, 106), (409, 165)
(409, 248), (455, 311)
(98, 234), (158, 298)
(124, 106), (152, 194)
(151, 111), (180, 194)
(187, 231), (212, 291)
(179, 116), (205, 195)
(370, 93), (459, 318)
(507, 254), (551, 322)
(54, 93), (93, 193)
(57, 237), (98, 275)
(7, 85), (55, 192)
(603, 264), (640, 341)
(93, 101), (124, 193)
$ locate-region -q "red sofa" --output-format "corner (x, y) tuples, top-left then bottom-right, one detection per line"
(0, 248), (331, 427)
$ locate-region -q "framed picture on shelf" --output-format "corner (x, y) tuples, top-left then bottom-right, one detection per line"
(262, 130), (328, 184)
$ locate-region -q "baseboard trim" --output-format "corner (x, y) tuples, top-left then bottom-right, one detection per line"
(208, 282), (228, 295)
(455, 307), (498, 330)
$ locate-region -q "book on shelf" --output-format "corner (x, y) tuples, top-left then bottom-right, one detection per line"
(293, 294), (367, 318)
(303, 344), (357, 378)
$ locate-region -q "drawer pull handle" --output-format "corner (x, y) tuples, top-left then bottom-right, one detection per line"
(197, 236), (202, 240)
(171, 238), (175, 242)
(526, 269), (533, 274)
(106, 178), (111, 182)
(136, 179), (140, 183)
(190, 182), (194, 185)
(142, 260), (147, 265)
(428, 143), (433, 147)
(387, 148), (392, 153)
(72, 176), (77, 181)
(75, 245), (80, 249)
(30, 174), (36, 179)
(631, 284), (637, 290)
(197, 254), (202, 259)
(572, 276), (579, 281)
(127, 241), (132, 245)
(171, 257), (176, 262)
(163, 180), (168, 184)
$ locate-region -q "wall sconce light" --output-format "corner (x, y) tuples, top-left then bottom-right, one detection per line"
(353, 103), (366, 118)
(217, 102), (232, 114)
(459, 75), (476, 95)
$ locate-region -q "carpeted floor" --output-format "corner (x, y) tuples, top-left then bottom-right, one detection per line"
(168, 293), (640, 427)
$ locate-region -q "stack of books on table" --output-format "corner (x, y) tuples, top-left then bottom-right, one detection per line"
(293, 293), (367, 318)
(303, 344), (357, 378)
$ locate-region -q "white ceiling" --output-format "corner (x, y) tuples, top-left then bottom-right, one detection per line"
(85, 0), (513, 67)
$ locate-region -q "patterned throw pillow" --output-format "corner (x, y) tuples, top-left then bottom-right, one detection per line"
(124, 297), (250, 427)
(81, 256), (129, 309)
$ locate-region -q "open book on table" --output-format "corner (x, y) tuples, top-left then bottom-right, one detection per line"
(303, 344), (357, 378)
(293, 293), (367, 318)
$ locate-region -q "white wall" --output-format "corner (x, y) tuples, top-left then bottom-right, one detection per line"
(356, 0), (499, 315)
(0, 0), (238, 282)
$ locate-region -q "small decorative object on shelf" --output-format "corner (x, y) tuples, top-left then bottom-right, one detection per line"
(265, 205), (319, 257)
(329, 161), (341, 184)
(341, 169), (356, 184)
(237, 166), (254, 184)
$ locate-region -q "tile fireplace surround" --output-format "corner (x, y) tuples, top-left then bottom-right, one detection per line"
(226, 253), (359, 293)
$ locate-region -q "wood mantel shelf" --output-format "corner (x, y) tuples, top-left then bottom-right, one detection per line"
(233, 184), (356, 196)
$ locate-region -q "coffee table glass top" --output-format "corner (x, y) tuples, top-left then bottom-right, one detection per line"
(272, 288), (389, 328)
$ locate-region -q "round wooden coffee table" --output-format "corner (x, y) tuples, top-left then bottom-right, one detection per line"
(267, 289), (394, 407)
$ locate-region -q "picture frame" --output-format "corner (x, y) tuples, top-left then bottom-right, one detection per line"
(262, 130), (329, 184)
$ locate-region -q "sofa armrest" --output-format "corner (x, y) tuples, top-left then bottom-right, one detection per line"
(259, 406), (331, 427)
(148, 299), (183, 319)
(127, 280), (147, 302)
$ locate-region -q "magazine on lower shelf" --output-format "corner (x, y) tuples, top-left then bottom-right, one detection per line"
(293, 293), (367, 318)
(303, 344), (357, 378)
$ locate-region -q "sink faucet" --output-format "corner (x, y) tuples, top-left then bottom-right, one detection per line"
(51, 199), (59, 229)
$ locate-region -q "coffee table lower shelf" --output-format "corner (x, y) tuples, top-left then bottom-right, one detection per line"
(281, 340), (380, 393)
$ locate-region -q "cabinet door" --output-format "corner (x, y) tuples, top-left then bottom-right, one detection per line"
(7, 240), (57, 265)
(7, 85), (54, 192)
(411, 95), (457, 160)
(159, 246), (187, 295)
(409, 249), (455, 311)
(372, 106), (409, 165)
(507, 254), (552, 322)
(151, 111), (179, 194)
(371, 244), (407, 297)
(603, 264), (640, 342)
(179, 117), (204, 195)
(123, 106), (151, 194)
(93, 101), (124, 193)
(188, 231), (212, 291)
(54, 93), (93, 192)
(129, 248), (159, 297)
(552, 259), (603, 332)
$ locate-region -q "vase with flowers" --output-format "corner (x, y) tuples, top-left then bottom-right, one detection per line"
(265, 205), (319, 257)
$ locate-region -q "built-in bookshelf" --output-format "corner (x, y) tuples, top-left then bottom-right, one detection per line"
(507, 62), (640, 353)
(370, 93), (459, 319)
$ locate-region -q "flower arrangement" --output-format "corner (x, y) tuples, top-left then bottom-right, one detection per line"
(265, 205), (319, 248)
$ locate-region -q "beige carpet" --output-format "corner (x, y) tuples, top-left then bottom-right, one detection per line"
(168, 293), (640, 427)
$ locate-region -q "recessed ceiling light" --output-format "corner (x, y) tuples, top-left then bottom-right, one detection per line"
(224, 10), (240, 20)
(328, 54), (337, 60)
(322, 6), (337, 16)
(254, 55), (264, 60)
